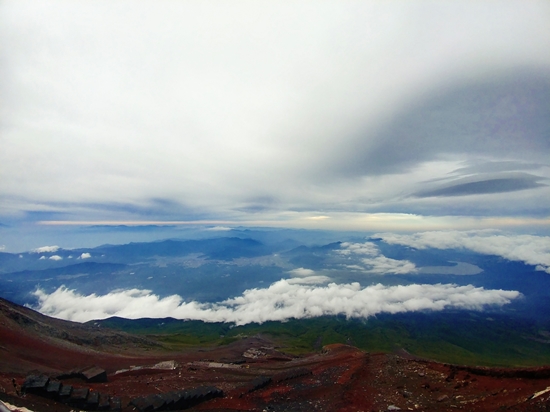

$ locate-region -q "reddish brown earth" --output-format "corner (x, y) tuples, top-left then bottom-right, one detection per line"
(2, 298), (550, 411)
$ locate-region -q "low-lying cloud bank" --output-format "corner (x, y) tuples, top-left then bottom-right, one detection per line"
(33, 280), (520, 325)
(286, 268), (331, 284)
(339, 242), (417, 274)
(375, 231), (550, 274)
(32, 245), (60, 253)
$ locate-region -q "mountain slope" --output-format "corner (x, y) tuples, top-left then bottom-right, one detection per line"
(0, 297), (159, 374)
(3, 299), (550, 411)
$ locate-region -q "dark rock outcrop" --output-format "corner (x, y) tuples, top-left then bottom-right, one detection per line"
(21, 375), (49, 394)
(130, 386), (224, 411)
(21, 373), (120, 411)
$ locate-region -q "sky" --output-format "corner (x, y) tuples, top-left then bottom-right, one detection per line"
(1, 1), (550, 235)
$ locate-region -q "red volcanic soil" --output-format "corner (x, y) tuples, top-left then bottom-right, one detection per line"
(2, 298), (550, 411)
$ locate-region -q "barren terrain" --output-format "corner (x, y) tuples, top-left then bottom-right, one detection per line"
(2, 298), (550, 411)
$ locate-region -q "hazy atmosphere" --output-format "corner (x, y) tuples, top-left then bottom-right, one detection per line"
(1, 1), (550, 237)
(4, 5), (550, 412)
(1, 2), (550, 328)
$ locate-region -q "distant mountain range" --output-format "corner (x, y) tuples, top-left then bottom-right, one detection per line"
(1, 231), (549, 322)
(1, 230), (550, 363)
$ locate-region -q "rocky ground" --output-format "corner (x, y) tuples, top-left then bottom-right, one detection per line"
(2, 298), (550, 411)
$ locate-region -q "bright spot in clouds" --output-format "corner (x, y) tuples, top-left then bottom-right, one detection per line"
(32, 281), (520, 325)
(79, 253), (91, 259)
(49, 255), (62, 261)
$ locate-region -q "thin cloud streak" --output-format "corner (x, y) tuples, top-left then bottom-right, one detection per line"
(35, 215), (550, 232)
(37, 220), (238, 226)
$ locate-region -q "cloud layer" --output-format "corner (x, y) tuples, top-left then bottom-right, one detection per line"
(1, 2), (549, 226)
(33, 280), (520, 325)
(32, 246), (60, 253)
(414, 173), (547, 198)
(338, 242), (417, 274)
(287, 268), (331, 285)
(376, 231), (550, 274)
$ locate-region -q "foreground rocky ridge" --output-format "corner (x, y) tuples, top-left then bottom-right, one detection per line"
(2, 298), (550, 411)
(0, 297), (158, 353)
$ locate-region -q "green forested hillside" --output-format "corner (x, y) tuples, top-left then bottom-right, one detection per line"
(93, 312), (550, 367)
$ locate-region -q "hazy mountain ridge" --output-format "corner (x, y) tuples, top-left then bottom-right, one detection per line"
(1, 232), (549, 321)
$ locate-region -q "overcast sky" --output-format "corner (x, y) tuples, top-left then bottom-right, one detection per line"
(1, 1), (550, 232)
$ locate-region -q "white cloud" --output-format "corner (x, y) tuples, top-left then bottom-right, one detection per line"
(32, 245), (60, 253)
(49, 255), (62, 261)
(376, 231), (550, 274)
(345, 264), (365, 270)
(287, 276), (331, 285)
(419, 262), (483, 276)
(288, 268), (316, 277)
(361, 256), (417, 275)
(1, 2), (549, 224)
(338, 242), (417, 274)
(287, 268), (330, 285)
(338, 242), (379, 256)
(79, 252), (91, 259)
(32, 280), (520, 325)
(205, 226), (232, 231)
(39, 256), (46, 260)
(0, 245), (5, 251)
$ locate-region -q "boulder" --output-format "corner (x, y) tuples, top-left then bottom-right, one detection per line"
(22, 374), (49, 394)
(250, 376), (271, 392)
(58, 384), (72, 400)
(69, 387), (90, 409)
(45, 380), (62, 398)
(98, 393), (111, 411)
(81, 365), (108, 383)
(86, 390), (99, 409)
